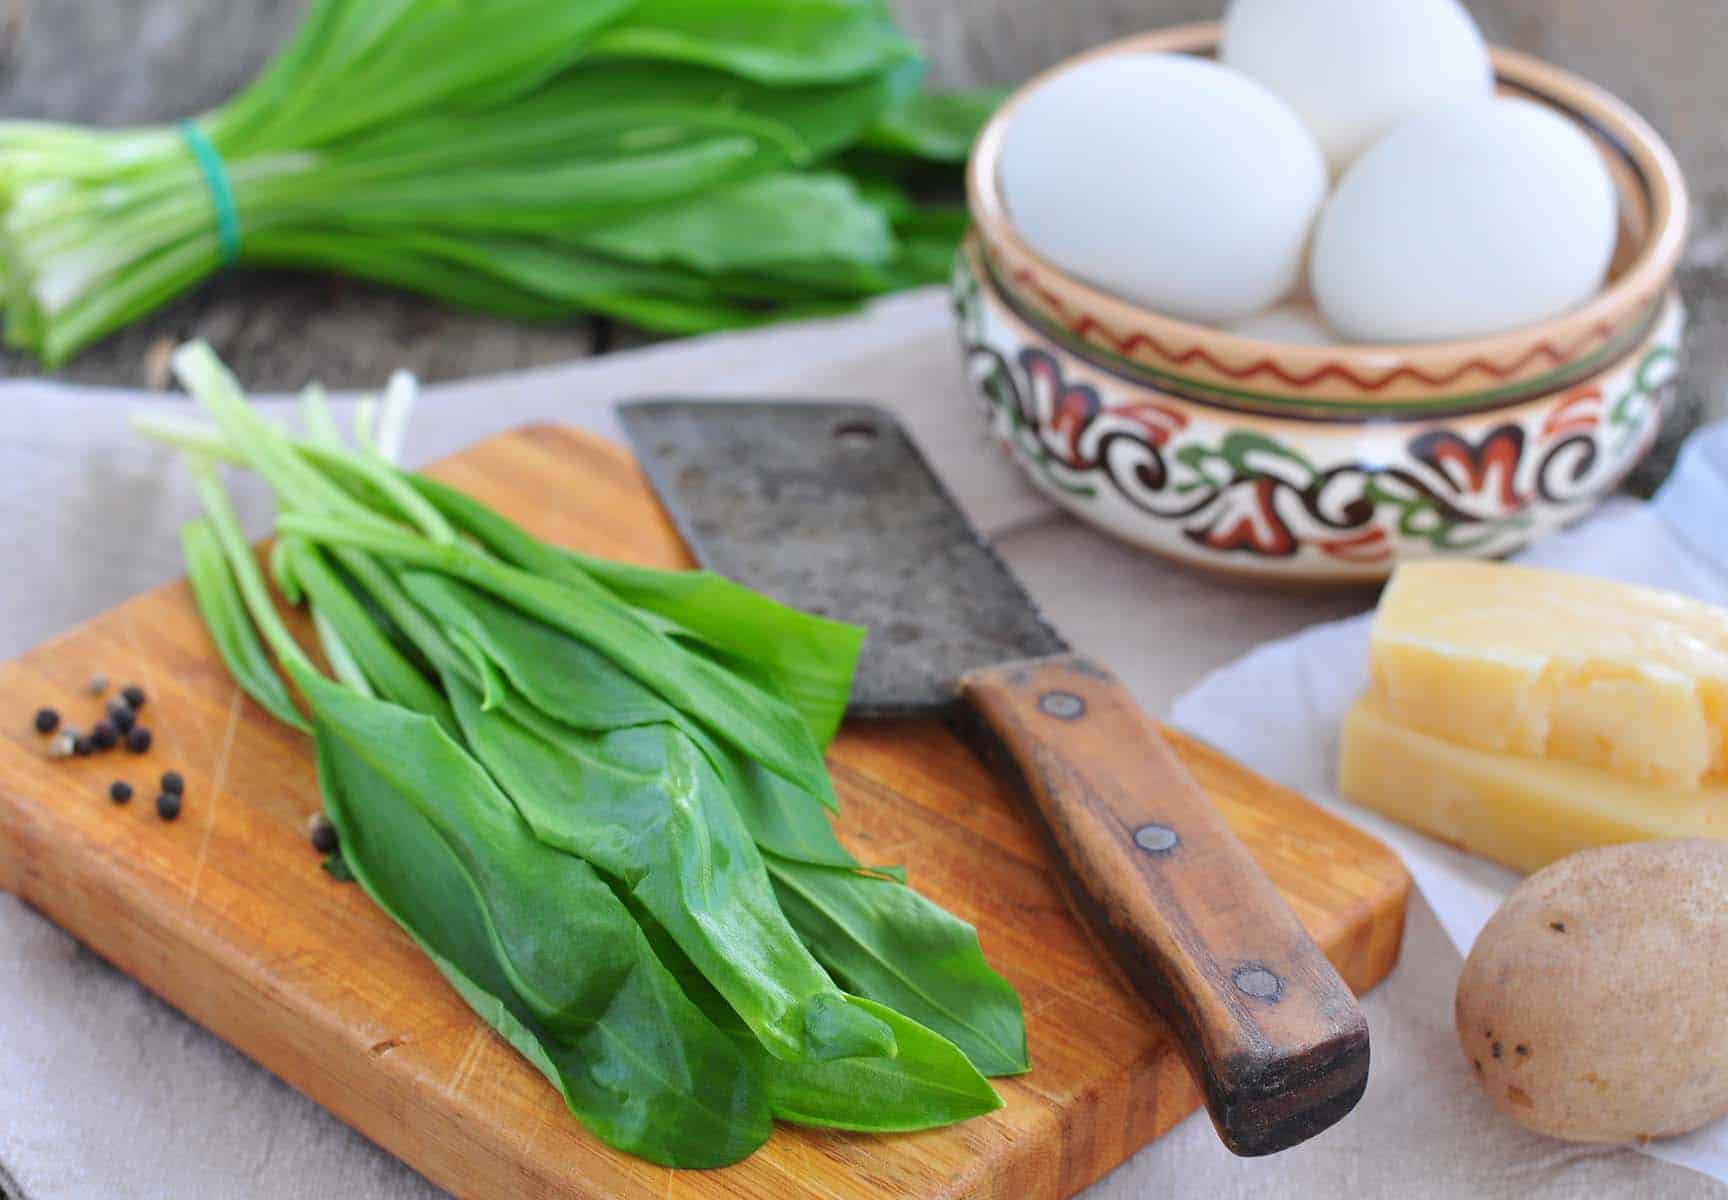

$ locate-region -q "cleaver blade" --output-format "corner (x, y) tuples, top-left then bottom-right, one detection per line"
(619, 399), (1064, 717)
(620, 399), (1370, 1157)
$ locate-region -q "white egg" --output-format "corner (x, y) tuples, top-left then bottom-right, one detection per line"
(1311, 97), (1618, 343)
(999, 53), (1327, 325)
(1222, 0), (1493, 174)
(1225, 301), (1336, 345)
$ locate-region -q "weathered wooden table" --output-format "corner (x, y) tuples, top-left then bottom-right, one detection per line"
(1, 0), (1721, 428)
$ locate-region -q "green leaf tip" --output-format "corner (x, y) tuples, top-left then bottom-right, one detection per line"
(800, 990), (897, 1062)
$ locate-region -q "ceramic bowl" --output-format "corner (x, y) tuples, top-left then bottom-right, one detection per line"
(956, 24), (1689, 584)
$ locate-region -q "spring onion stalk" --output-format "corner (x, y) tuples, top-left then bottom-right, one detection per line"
(2, 0), (997, 365)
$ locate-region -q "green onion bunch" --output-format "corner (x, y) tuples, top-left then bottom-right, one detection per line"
(135, 342), (1027, 1166)
(1, 0), (998, 365)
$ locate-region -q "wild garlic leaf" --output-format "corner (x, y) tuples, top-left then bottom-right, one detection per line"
(246, 0), (642, 150)
(444, 672), (894, 1066)
(478, 61), (903, 162)
(744, 199), (971, 297)
(402, 571), (673, 730)
(759, 995), (1003, 1131)
(401, 531), (864, 867)
(587, 0), (918, 86)
(861, 88), (1010, 163)
(276, 511), (839, 805)
(573, 173), (895, 273)
(180, 520), (310, 733)
(327, 95), (807, 178)
(297, 667), (769, 1167)
(255, 229), (857, 335)
(408, 473), (865, 748)
(699, 729), (862, 871)
(631, 903), (1001, 1131)
(564, 554), (865, 749)
(438, 670), (898, 1065)
(287, 542), (455, 734)
(768, 854), (1030, 1077)
(285, 136), (774, 231)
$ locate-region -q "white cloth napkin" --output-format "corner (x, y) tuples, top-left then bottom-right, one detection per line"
(0, 287), (1716, 1198)
(1172, 422), (1728, 1184)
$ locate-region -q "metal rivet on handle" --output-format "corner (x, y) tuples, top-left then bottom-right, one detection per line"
(1133, 824), (1179, 854)
(1038, 690), (1086, 720)
(1233, 965), (1284, 1002)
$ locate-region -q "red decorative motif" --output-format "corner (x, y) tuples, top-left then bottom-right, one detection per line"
(1190, 479), (1298, 557)
(1318, 529), (1393, 564)
(1541, 386), (1604, 437)
(1410, 427), (1526, 510)
(1005, 264), (1618, 395)
(1111, 402), (1188, 446)
(1021, 350), (1100, 468)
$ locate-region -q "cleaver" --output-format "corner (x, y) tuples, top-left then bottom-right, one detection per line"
(620, 400), (1369, 1157)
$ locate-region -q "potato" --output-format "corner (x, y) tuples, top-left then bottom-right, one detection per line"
(1456, 839), (1728, 1143)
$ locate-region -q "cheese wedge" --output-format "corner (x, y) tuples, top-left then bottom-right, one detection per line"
(1369, 561), (1728, 789)
(1338, 696), (1728, 874)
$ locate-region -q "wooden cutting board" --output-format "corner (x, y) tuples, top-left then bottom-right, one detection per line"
(0, 424), (1409, 1200)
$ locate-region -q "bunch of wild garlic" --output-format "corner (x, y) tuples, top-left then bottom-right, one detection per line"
(1, 0), (997, 364)
(135, 343), (1028, 1166)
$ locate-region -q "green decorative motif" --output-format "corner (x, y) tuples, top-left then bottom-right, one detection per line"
(1609, 345), (1678, 454)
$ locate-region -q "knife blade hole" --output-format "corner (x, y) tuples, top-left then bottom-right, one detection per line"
(833, 420), (879, 449)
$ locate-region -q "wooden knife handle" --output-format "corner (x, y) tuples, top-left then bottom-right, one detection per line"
(957, 653), (1369, 1156)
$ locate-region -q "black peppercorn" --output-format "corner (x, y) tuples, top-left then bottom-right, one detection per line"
(308, 813), (339, 854)
(33, 708), (59, 734)
(73, 736), (93, 757)
(125, 727), (152, 754)
(109, 781), (133, 804)
(121, 685), (146, 709)
(106, 702), (135, 733)
(90, 721), (118, 751)
(155, 791), (181, 821)
(160, 770), (184, 795)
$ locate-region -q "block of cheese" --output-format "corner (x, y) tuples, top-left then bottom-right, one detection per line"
(1370, 561), (1728, 789)
(1338, 697), (1728, 874)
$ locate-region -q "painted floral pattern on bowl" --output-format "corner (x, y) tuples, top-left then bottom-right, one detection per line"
(955, 243), (1684, 583)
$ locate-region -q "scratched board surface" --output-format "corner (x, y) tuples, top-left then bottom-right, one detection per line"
(0, 425), (1409, 1199)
